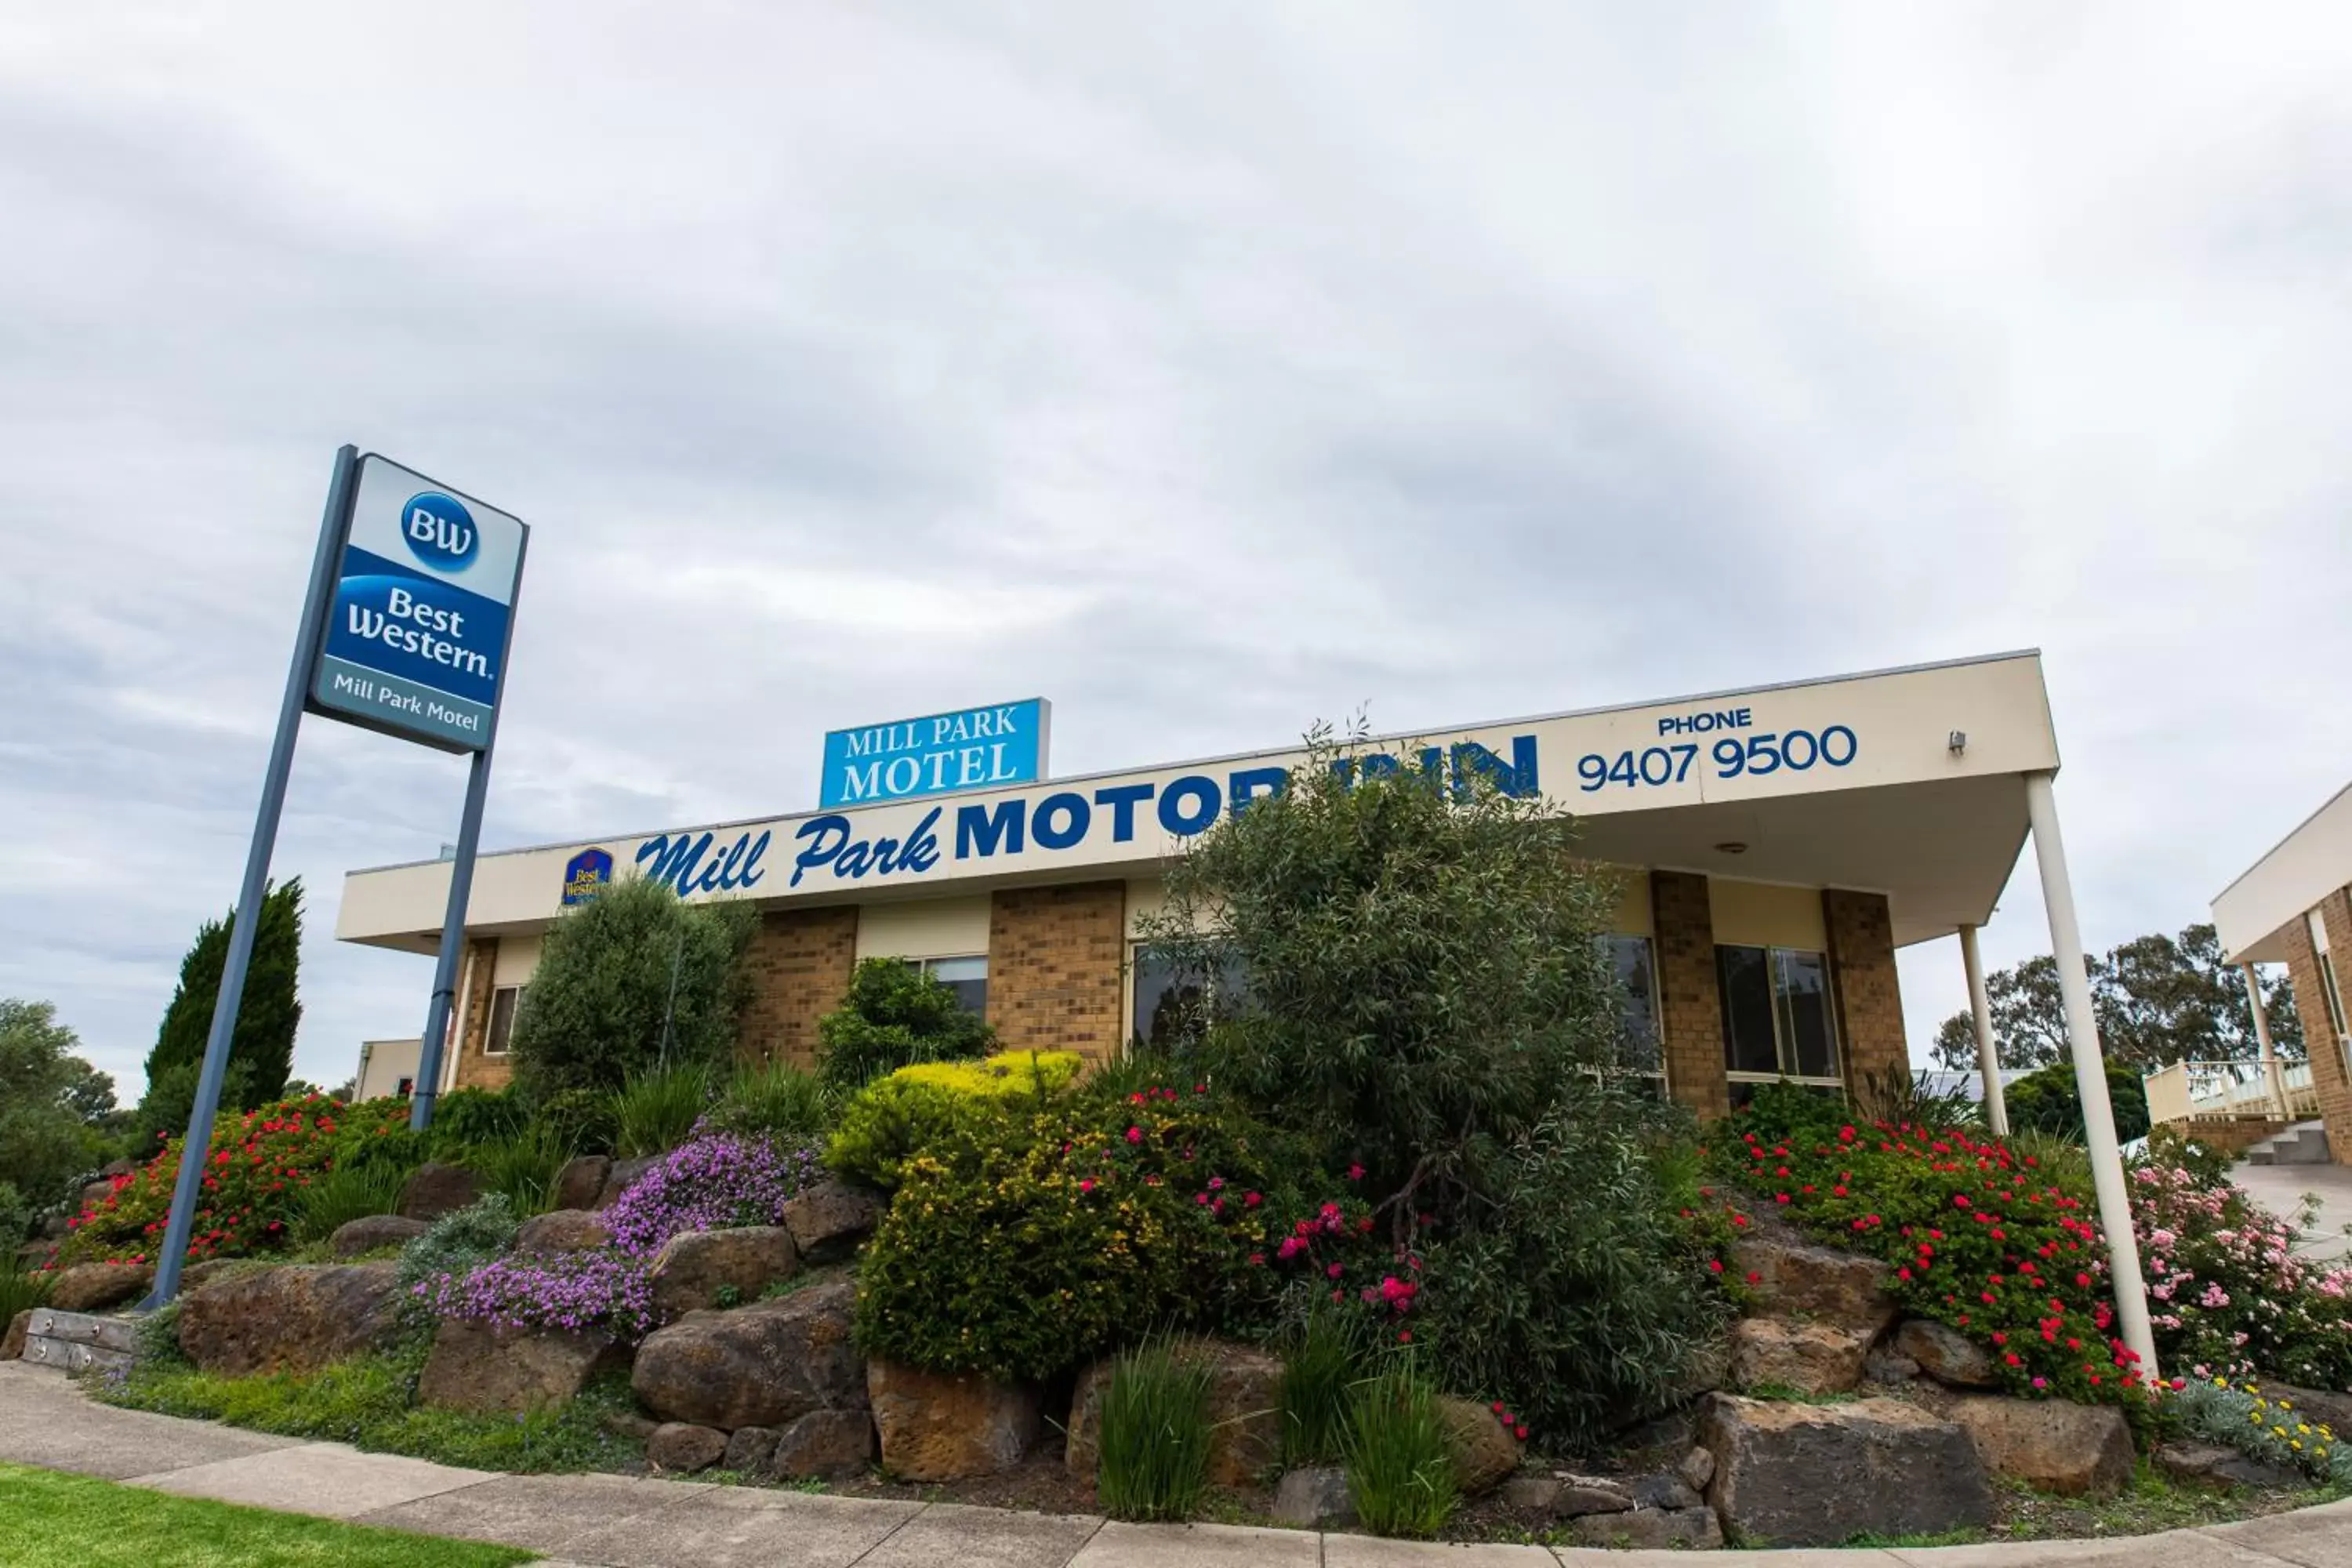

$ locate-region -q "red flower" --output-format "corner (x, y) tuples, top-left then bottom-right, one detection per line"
(1514, 1425), (1529, 1440)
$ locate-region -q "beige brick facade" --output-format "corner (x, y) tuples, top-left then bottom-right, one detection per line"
(1823, 888), (1907, 1098)
(739, 906), (861, 1069)
(1652, 870), (1730, 1120)
(449, 938), (510, 1091)
(2284, 888), (2352, 1164)
(985, 882), (1128, 1063)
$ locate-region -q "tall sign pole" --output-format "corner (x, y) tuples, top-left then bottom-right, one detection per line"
(147, 447), (359, 1307)
(146, 448), (530, 1308)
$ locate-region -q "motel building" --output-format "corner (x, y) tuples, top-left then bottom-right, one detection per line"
(336, 650), (2105, 1123)
(2198, 782), (2352, 1163)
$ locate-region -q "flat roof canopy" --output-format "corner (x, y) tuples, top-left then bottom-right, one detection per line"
(337, 650), (2058, 954)
(2212, 780), (2352, 964)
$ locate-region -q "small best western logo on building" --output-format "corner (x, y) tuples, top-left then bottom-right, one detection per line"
(561, 848), (613, 905)
(820, 698), (1049, 809)
(308, 456), (527, 753)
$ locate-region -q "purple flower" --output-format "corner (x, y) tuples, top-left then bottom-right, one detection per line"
(415, 1250), (659, 1341)
(602, 1134), (824, 1257)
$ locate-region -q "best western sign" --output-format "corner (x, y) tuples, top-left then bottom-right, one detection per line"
(307, 456), (528, 753)
(819, 698), (1049, 809)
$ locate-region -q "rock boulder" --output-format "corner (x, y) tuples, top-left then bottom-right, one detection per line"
(1947, 1396), (2133, 1497)
(552, 1156), (612, 1213)
(1728, 1319), (1873, 1397)
(514, 1210), (612, 1254)
(178, 1264), (404, 1377)
(1893, 1319), (1998, 1389)
(647, 1421), (728, 1474)
(328, 1214), (429, 1258)
(1065, 1339), (1283, 1486)
(594, 1156), (657, 1210)
(723, 1426), (779, 1475)
(1272, 1466), (1356, 1527)
(2, 1309), (27, 1362)
(868, 1357), (1042, 1482)
(646, 1227), (798, 1319)
(1732, 1235), (1896, 1336)
(397, 1163), (482, 1221)
(1568, 1508), (1723, 1549)
(1700, 1393), (1993, 1548)
(771, 1409), (877, 1479)
(1551, 1475), (1635, 1517)
(416, 1319), (628, 1414)
(781, 1181), (884, 1261)
(2158, 1441), (2301, 1490)
(49, 1263), (152, 1313)
(631, 1279), (864, 1431)
(1437, 1395), (1522, 1497)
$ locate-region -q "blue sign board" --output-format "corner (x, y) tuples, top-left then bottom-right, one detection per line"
(561, 848), (613, 905)
(819, 698), (1051, 809)
(307, 455), (528, 753)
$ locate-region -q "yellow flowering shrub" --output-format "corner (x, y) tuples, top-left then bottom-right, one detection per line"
(827, 1051), (1082, 1192)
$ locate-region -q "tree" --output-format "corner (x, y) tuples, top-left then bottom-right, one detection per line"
(1930, 921), (2303, 1073)
(134, 879), (305, 1149)
(815, 957), (995, 1087)
(509, 875), (758, 1102)
(0, 1000), (117, 1240)
(2004, 1058), (2151, 1145)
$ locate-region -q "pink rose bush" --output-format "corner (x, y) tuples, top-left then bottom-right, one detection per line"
(2131, 1163), (2352, 1391)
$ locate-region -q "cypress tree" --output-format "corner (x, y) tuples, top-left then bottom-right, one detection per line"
(136, 879), (305, 1148)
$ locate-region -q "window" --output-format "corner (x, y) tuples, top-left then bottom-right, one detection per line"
(1129, 945), (1247, 1051)
(1604, 935), (1665, 1083)
(484, 985), (524, 1055)
(1718, 945), (1841, 1088)
(2319, 951), (2349, 1039)
(395, 1076), (415, 1098)
(919, 956), (987, 1015)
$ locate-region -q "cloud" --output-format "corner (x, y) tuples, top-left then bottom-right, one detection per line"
(2, 2), (2349, 1099)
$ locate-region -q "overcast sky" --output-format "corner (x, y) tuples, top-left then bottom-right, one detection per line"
(4, 4), (2350, 1103)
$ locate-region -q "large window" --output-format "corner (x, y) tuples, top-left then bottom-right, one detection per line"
(1718, 945), (1840, 1090)
(1129, 945), (1247, 1051)
(919, 956), (987, 1015)
(484, 985), (524, 1056)
(1604, 935), (1665, 1083)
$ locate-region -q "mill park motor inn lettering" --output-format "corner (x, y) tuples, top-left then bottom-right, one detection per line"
(819, 699), (1049, 810)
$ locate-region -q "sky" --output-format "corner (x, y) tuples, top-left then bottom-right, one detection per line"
(3, 3), (2350, 1105)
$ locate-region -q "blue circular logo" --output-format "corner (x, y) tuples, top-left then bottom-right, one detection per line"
(400, 492), (478, 572)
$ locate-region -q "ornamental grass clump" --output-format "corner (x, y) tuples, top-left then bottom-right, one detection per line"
(1280, 1308), (1363, 1466)
(601, 1131), (824, 1257)
(1095, 1337), (1215, 1523)
(608, 1063), (713, 1160)
(2169, 1376), (2352, 1486)
(292, 1160), (411, 1246)
(415, 1249), (658, 1342)
(1342, 1362), (1458, 1539)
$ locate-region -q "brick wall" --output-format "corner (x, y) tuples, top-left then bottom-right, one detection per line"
(986, 882), (1127, 1064)
(1652, 870), (1729, 1120)
(450, 938), (508, 1091)
(2287, 891), (2352, 1164)
(1823, 888), (1907, 1098)
(740, 906), (861, 1069)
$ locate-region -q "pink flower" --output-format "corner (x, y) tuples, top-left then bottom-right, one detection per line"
(1327, 1262), (1344, 1279)
(1347, 1163), (1366, 1181)
(1079, 1178), (1096, 1194)
(1126, 1127), (1143, 1145)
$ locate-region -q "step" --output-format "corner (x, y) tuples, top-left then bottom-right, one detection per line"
(2249, 1121), (2332, 1167)
(18, 1308), (140, 1377)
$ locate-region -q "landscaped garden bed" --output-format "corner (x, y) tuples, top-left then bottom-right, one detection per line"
(12, 735), (2352, 1550)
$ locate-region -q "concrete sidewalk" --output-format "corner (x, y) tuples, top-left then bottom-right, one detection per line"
(2230, 1160), (2352, 1263)
(5, 1364), (2350, 1567)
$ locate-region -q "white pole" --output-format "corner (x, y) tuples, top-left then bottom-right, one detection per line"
(2245, 963), (2289, 1121)
(2023, 771), (2158, 1383)
(1961, 924), (2009, 1135)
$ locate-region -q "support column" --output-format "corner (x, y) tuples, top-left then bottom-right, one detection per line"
(1960, 924), (2009, 1135)
(2023, 771), (2158, 1383)
(2244, 963), (2288, 1121)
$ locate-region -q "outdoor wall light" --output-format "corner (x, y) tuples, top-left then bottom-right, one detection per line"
(1949, 730), (1968, 754)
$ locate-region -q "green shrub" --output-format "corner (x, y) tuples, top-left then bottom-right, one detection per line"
(1342, 1363), (1458, 1538)
(827, 1051), (1081, 1192)
(293, 1160), (411, 1245)
(395, 1194), (519, 1320)
(509, 876), (757, 1103)
(134, 1298), (190, 1369)
(0, 1266), (54, 1323)
(815, 958), (996, 1089)
(1280, 1308), (1364, 1467)
(853, 1082), (1315, 1380)
(1096, 1337), (1214, 1522)
(525, 1087), (617, 1156)
(708, 1058), (840, 1146)
(2168, 1375), (2351, 1485)
(608, 1063), (711, 1159)
(426, 1087), (527, 1152)
(2004, 1059), (2151, 1144)
(1415, 1087), (1732, 1447)
(458, 1127), (575, 1215)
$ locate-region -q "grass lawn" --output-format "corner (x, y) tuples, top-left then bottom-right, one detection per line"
(0, 1463), (535, 1567)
